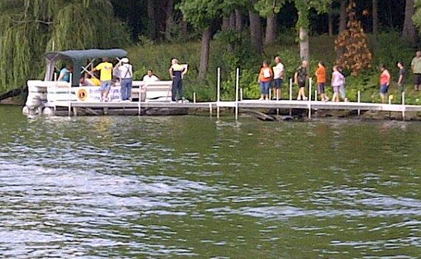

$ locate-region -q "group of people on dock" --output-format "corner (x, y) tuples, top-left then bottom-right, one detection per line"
(58, 57), (187, 103)
(257, 51), (421, 103)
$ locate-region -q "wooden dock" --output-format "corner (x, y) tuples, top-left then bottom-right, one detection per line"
(52, 99), (421, 119)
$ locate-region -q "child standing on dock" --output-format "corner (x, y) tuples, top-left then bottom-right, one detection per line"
(338, 66), (348, 102)
(272, 57), (284, 100)
(295, 60), (308, 101)
(258, 61), (273, 101)
(92, 58), (113, 102)
(397, 61), (406, 93)
(380, 65), (391, 103)
(315, 61), (328, 102)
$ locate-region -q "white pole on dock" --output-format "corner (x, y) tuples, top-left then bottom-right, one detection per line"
(53, 73), (57, 112)
(289, 78), (293, 101)
(308, 78), (312, 119)
(217, 67), (221, 119)
(138, 87), (142, 116)
(235, 68), (240, 120)
(209, 103), (212, 117)
(68, 73), (72, 116)
(240, 88), (243, 101)
(315, 90), (318, 101)
(358, 90), (361, 116)
(193, 92), (196, 103)
(402, 91), (406, 120)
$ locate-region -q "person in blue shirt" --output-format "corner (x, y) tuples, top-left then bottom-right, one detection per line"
(58, 65), (73, 83)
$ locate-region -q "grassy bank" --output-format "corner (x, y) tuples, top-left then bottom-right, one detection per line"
(127, 31), (421, 105)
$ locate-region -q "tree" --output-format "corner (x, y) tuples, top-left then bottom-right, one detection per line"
(339, 0), (348, 33)
(165, 0), (175, 41)
(402, 0), (417, 46)
(0, 0), (129, 94)
(249, 0), (264, 53)
(255, 0), (286, 45)
(179, 0), (223, 80)
(335, 1), (372, 76)
(147, 0), (158, 41)
(294, 0), (332, 61)
(372, 0), (378, 37)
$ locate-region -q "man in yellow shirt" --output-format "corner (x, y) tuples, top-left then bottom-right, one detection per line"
(92, 58), (114, 102)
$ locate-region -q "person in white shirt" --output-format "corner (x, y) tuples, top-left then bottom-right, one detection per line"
(116, 58), (133, 101)
(272, 56), (284, 100)
(143, 69), (160, 83)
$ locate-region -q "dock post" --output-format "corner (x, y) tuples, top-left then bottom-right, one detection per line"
(402, 91), (406, 120)
(240, 88), (243, 101)
(138, 88), (142, 116)
(193, 92), (196, 103)
(68, 73), (72, 116)
(53, 73), (57, 112)
(235, 68), (240, 120)
(358, 91), (361, 116)
(217, 67), (221, 119)
(315, 90), (318, 101)
(308, 78), (312, 119)
(289, 78), (293, 101)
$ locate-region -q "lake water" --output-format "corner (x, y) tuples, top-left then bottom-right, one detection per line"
(1, 106), (421, 258)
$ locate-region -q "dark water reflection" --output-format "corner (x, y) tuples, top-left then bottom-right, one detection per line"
(1, 106), (421, 258)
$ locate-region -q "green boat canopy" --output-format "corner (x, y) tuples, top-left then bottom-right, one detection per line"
(45, 49), (128, 87)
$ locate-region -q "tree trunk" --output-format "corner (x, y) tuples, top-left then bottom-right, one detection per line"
(147, 0), (157, 40)
(229, 12), (236, 30)
(372, 0), (378, 37)
(328, 5), (333, 36)
(235, 9), (243, 32)
(339, 0), (347, 33)
(249, 1), (263, 53)
(299, 27), (310, 61)
(222, 16), (230, 31)
(165, 0), (174, 41)
(199, 27), (212, 80)
(402, 0), (417, 46)
(265, 13), (278, 45)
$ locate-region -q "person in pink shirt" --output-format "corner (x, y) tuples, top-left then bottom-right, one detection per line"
(331, 66), (345, 102)
(380, 65), (391, 103)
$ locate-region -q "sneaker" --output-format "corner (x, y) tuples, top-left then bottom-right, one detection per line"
(303, 97), (308, 101)
(297, 97), (301, 101)
(259, 98), (264, 101)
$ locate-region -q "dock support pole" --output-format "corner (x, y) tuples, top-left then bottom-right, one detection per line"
(315, 90), (318, 102)
(193, 92), (196, 103)
(235, 68), (240, 120)
(217, 67), (221, 119)
(138, 89), (142, 116)
(53, 73), (57, 113)
(240, 88), (243, 101)
(289, 78), (293, 101)
(358, 91), (361, 116)
(402, 91), (406, 120)
(209, 103), (213, 117)
(68, 73), (72, 116)
(308, 78), (312, 119)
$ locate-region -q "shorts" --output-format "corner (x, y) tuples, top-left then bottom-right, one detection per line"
(273, 78), (283, 89)
(333, 85), (340, 93)
(298, 80), (306, 88)
(100, 80), (112, 91)
(380, 84), (389, 94)
(260, 81), (271, 95)
(414, 74), (421, 85)
(318, 83), (325, 94)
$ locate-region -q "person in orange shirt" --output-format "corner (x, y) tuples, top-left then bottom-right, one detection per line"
(315, 61), (328, 102)
(258, 61), (273, 101)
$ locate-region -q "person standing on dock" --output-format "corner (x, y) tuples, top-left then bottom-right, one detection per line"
(258, 61), (273, 101)
(315, 61), (328, 102)
(294, 60), (308, 101)
(397, 61), (407, 93)
(411, 51), (421, 91)
(338, 66), (348, 102)
(116, 58), (133, 102)
(169, 59), (187, 103)
(92, 58), (113, 102)
(331, 66), (344, 102)
(380, 65), (391, 103)
(272, 56), (284, 100)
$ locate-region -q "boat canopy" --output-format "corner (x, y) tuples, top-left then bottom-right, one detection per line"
(45, 49), (128, 87)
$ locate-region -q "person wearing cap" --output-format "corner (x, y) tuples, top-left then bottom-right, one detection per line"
(169, 58), (187, 103)
(116, 57), (133, 102)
